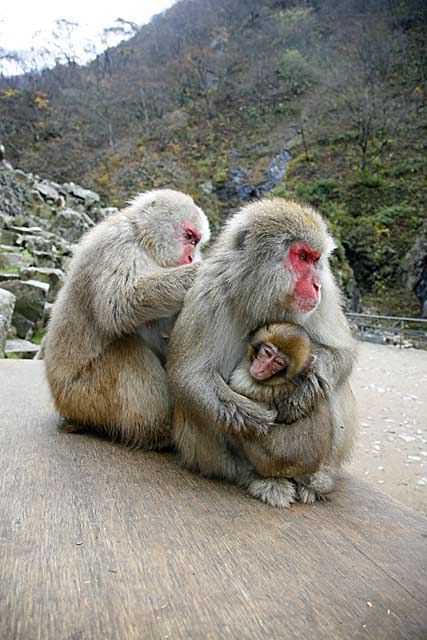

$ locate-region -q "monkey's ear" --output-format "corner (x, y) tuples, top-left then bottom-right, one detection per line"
(233, 226), (250, 250)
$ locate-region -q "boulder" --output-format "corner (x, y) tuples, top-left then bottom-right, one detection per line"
(0, 286), (15, 327)
(20, 267), (64, 302)
(0, 316), (7, 358)
(0, 211), (12, 228)
(9, 225), (45, 235)
(0, 279), (48, 324)
(0, 287), (16, 357)
(31, 251), (58, 269)
(13, 312), (34, 339)
(5, 338), (39, 359)
(62, 183), (100, 208)
(33, 202), (55, 220)
(36, 181), (59, 202)
(403, 223), (427, 317)
(0, 249), (33, 271)
(19, 235), (53, 254)
(13, 169), (36, 188)
(31, 190), (44, 205)
(0, 228), (19, 246)
(53, 208), (91, 242)
(60, 256), (73, 272)
(0, 273), (20, 282)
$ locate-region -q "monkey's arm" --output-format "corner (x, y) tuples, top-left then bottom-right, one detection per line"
(95, 263), (198, 336)
(313, 344), (355, 390)
(276, 345), (355, 423)
(168, 289), (277, 436)
(171, 366), (277, 436)
(134, 264), (199, 322)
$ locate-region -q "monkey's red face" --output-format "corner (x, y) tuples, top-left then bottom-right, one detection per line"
(287, 242), (321, 312)
(250, 342), (289, 381)
(178, 223), (201, 265)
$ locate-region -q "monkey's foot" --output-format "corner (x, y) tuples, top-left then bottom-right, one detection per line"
(296, 470), (336, 504)
(297, 484), (328, 504)
(248, 478), (296, 508)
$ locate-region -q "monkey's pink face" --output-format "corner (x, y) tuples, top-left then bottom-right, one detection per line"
(177, 223), (201, 265)
(287, 242), (321, 312)
(250, 342), (289, 381)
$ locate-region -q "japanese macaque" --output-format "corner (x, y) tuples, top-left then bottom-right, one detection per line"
(244, 323), (315, 386)
(230, 323), (333, 487)
(168, 198), (357, 507)
(44, 189), (210, 448)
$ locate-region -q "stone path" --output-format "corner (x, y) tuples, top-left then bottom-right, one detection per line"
(349, 341), (427, 515)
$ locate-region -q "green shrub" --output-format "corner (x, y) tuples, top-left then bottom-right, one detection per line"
(279, 50), (314, 94)
(295, 178), (339, 205)
(349, 172), (384, 189)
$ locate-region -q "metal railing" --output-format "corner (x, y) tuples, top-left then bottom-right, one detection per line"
(346, 312), (427, 349)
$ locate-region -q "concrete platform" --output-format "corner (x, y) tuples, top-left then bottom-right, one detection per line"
(0, 360), (426, 640)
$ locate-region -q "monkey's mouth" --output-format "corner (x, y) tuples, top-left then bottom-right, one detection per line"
(294, 297), (318, 312)
(251, 370), (274, 381)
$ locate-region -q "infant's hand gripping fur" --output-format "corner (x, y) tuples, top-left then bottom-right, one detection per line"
(279, 370), (325, 424)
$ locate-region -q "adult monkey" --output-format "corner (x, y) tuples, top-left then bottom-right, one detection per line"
(168, 198), (357, 507)
(45, 189), (210, 448)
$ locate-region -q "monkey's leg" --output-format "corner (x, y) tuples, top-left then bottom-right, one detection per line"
(174, 413), (298, 507)
(174, 413), (254, 482)
(54, 336), (172, 449)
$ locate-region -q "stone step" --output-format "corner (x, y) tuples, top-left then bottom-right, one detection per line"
(5, 338), (39, 359)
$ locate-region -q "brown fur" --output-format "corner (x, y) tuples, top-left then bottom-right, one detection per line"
(246, 322), (312, 385)
(231, 323), (332, 478)
(240, 404), (332, 478)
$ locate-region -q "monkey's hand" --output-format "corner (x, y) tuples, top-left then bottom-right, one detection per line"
(314, 345), (355, 390)
(171, 370), (277, 437)
(216, 391), (277, 437)
(280, 371), (325, 424)
(300, 353), (317, 375)
(135, 263), (200, 323)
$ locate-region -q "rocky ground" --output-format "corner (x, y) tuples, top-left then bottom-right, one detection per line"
(0, 159), (117, 357)
(349, 341), (427, 516)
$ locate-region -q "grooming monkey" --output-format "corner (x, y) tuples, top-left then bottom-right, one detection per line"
(44, 189), (210, 448)
(230, 323), (333, 491)
(168, 198), (357, 507)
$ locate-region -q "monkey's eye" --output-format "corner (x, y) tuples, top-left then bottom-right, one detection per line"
(299, 252), (308, 261)
(184, 230), (199, 246)
(276, 357), (287, 368)
(261, 344), (274, 358)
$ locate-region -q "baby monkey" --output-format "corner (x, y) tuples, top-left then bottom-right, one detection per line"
(230, 323), (333, 484)
(248, 323), (315, 386)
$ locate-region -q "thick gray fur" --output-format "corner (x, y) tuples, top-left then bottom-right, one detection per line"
(168, 198), (358, 507)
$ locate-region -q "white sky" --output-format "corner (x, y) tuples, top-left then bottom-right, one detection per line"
(0, 0), (176, 71)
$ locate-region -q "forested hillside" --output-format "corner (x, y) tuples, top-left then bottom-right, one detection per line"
(1, 0), (426, 316)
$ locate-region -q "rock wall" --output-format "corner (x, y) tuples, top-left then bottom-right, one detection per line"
(0, 159), (117, 358)
(403, 222), (427, 318)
